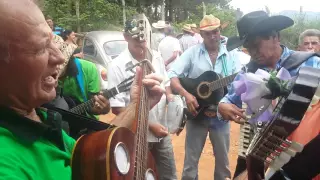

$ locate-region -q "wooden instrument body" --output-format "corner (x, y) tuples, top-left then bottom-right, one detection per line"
(71, 127), (157, 180)
(179, 71), (225, 107)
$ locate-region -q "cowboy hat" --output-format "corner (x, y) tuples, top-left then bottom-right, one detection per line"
(199, 14), (221, 31)
(182, 24), (194, 34)
(226, 11), (294, 51)
(152, 20), (168, 29)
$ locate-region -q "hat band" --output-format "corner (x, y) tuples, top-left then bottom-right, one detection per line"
(200, 23), (220, 29)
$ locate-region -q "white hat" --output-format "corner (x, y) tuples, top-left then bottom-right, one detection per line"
(152, 20), (168, 29)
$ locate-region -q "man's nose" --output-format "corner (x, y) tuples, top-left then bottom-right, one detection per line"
(49, 43), (65, 66)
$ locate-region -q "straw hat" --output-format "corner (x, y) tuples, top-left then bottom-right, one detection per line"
(182, 24), (194, 34)
(152, 20), (168, 29)
(190, 24), (197, 28)
(199, 14), (221, 31)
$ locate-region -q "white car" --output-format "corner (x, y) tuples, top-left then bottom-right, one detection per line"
(81, 31), (128, 89)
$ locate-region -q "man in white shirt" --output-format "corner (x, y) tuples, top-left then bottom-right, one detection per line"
(179, 24), (198, 52)
(107, 19), (177, 180)
(151, 20), (168, 51)
(158, 26), (182, 71)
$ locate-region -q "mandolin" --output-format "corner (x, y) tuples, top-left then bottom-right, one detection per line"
(71, 14), (158, 180)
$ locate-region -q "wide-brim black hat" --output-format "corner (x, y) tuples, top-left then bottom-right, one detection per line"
(227, 11), (294, 51)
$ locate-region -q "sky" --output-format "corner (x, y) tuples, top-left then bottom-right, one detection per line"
(229, 0), (320, 14)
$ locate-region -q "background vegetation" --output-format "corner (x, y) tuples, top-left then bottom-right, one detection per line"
(37, 0), (320, 49)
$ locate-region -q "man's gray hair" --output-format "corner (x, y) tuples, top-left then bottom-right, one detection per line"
(299, 29), (320, 45)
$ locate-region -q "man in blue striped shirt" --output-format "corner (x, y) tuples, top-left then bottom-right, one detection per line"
(168, 15), (242, 180)
(217, 11), (320, 179)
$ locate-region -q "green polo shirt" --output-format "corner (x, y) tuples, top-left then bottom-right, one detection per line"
(60, 58), (100, 119)
(0, 107), (75, 180)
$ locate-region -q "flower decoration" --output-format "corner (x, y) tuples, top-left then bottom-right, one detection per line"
(233, 67), (292, 124)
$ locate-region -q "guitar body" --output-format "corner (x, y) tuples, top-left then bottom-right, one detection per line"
(179, 71), (225, 106)
(71, 127), (157, 180)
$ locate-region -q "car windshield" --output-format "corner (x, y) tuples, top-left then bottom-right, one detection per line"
(103, 40), (127, 58)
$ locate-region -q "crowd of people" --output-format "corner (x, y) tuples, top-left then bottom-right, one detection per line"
(0, 0), (320, 180)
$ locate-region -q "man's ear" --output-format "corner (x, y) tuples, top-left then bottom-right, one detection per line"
(123, 33), (130, 42)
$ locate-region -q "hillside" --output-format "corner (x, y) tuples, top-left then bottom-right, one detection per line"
(278, 10), (320, 20)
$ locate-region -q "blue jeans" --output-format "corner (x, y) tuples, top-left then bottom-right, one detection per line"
(182, 117), (231, 180)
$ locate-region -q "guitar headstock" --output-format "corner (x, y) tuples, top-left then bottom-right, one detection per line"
(125, 14), (153, 61)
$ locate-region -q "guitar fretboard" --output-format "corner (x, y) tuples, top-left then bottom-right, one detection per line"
(209, 73), (238, 91)
(70, 87), (119, 115)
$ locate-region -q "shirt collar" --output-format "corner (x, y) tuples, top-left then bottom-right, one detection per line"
(278, 45), (292, 63)
(0, 107), (65, 151)
(200, 43), (227, 58)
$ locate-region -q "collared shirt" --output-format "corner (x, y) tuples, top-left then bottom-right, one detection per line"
(218, 46), (320, 120)
(179, 34), (198, 52)
(0, 107), (75, 180)
(168, 43), (242, 79)
(167, 43), (242, 125)
(107, 48), (169, 142)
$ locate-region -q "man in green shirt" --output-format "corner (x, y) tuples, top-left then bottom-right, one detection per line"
(58, 48), (108, 119)
(0, 0), (164, 179)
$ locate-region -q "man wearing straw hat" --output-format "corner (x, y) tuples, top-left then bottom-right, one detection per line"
(179, 24), (198, 52)
(168, 14), (242, 180)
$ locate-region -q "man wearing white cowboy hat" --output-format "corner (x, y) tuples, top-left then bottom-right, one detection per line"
(179, 24), (198, 52)
(151, 20), (169, 50)
(217, 10), (320, 179)
(168, 14), (242, 180)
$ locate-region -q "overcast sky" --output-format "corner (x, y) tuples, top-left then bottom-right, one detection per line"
(229, 0), (320, 14)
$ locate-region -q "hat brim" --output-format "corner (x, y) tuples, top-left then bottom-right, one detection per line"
(182, 28), (194, 34)
(152, 23), (167, 29)
(250, 15), (294, 35)
(226, 36), (245, 51)
(226, 15), (294, 51)
(199, 25), (220, 31)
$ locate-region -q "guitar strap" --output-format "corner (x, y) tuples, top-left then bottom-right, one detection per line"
(74, 58), (88, 102)
(221, 55), (228, 76)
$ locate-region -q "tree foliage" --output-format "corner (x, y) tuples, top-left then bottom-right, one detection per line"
(281, 13), (320, 49)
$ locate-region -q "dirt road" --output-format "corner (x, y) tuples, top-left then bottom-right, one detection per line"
(100, 113), (240, 180)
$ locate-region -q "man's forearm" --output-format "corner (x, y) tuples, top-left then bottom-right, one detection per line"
(170, 77), (188, 97)
(110, 103), (136, 129)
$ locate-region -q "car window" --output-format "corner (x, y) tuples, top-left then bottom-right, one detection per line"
(103, 40), (127, 58)
(83, 39), (96, 56)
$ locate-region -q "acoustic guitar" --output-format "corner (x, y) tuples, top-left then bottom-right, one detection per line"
(71, 14), (158, 180)
(179, 71), (238, 118)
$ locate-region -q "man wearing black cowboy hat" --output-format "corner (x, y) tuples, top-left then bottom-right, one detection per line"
(217, 10), (320, 179)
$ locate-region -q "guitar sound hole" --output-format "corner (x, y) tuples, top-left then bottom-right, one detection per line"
(199, 84), (210, 96)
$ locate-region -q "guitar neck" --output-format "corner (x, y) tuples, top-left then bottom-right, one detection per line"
(70, 87), (119, 115)
(209, 73), (238, 91)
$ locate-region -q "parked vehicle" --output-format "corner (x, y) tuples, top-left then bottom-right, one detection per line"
(80, 31), (128, 89)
